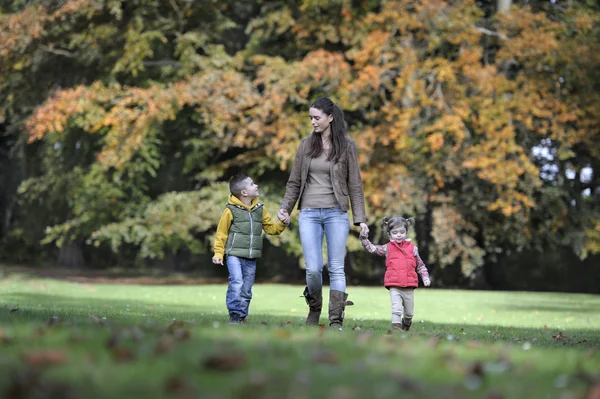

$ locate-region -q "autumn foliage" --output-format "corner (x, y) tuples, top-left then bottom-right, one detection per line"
(1, 0), (598, 278)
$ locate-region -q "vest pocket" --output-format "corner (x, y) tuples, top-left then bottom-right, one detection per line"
(227, 233), (237, 253)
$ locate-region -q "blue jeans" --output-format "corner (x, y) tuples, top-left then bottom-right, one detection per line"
(225, 255), (257, 319)
(298, 207), (350, 293)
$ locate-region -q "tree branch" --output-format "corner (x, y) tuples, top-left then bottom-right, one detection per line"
(142, 60), (182, 68)
(474, 27), (508, 40)
(38, 44), (76, 58)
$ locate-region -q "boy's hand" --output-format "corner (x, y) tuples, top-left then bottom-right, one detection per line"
(212, 257), (223, 265)
(423, 279), (431, 287)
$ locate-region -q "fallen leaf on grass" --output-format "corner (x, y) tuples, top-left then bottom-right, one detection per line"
(586, 382), (600, 399)
(246, 371), (270, 390)
(7, 369), (79, 399)
(23, 350), (68, 367)
(274, 329), (291, 339)
(172, 328), (191, 341)
(468, 360), (485, 378)
(311, 348), (338, 365)
(164, 377), (192, 397)
(9, 307), (19, 313)
(553, 332), (569, 343)
(167, 320), (185, 333)
(68, 334), (85, 344)
(32, 326), (48, 338)
(111, 347), (135, 363)
(202, 353), (247, 371)
(485, 390), (505, 399)
(389, 371), (423, 393)
(318, 324), (326, 337)
(464, 361), (485, 391)
(330, 386), (356, 399)
(356, 332), (374, 344)
(427, 336), (441, 348)
(586, 349), (596, 358)
(155, 336), (176, 354)
(0, 328), (13, 344)
(466, 340), (484, 349)
(106, 332), (121, 349)
(89, 314), (105, 326)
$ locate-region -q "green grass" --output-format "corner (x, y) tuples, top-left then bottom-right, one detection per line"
(1, 272), (599, 399)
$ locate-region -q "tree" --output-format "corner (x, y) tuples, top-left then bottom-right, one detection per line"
(0, 0), (598, 285)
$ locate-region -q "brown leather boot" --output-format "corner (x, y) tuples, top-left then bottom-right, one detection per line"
(328, 290), (354, 329)
(303, 287), (322, 326)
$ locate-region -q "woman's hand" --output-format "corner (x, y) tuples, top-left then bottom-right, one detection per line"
(359, 222), (369, 237)
(278, 209), (291, 225)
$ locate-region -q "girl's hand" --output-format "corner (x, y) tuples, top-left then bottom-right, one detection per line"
(423, 279), (431, 287)
(359, 222), (369, 237)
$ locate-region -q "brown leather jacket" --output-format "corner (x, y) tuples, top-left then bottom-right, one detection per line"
(281, 137), (367, 226)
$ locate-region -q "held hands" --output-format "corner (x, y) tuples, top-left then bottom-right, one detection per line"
(278, 209), (291, 226)
(212, 257), (223, 265)
(359, 222), (369, 238)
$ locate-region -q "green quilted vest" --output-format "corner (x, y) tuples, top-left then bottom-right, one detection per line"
(225, 202), (264, 259)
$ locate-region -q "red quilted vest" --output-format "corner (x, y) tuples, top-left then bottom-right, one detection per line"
(384, 240), (418, 288)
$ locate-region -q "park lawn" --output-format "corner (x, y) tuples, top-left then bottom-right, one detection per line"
(1, 273), (599, 399)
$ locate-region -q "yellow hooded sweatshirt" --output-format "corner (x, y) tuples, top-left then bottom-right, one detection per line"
(213, 194), (286, 261)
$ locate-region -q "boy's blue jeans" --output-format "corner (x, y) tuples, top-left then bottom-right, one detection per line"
(226, 255), (256, 320)
(298, 207), (350, 293)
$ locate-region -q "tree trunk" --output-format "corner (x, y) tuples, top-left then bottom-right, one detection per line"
(415, 200), (434, 273)
(57, 241), (85, 269)
(497, 0), (511, 14)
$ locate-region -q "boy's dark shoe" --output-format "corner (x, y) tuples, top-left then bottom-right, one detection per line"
(228, 316), (243, 325)
(401, 317), (412, 332)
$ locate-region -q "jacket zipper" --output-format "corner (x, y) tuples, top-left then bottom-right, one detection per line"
(248, 210), (253, 258)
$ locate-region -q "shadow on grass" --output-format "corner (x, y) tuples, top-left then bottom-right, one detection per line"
(502, 304), (600, 314)
(2, 293), (599, 350)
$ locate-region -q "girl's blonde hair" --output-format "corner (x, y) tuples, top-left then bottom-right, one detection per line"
(381, 216), (415, 238)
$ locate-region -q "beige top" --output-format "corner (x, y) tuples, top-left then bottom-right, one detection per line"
(299, 150), (338, 209)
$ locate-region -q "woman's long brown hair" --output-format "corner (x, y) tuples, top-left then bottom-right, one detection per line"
(306, 97), (347, 163)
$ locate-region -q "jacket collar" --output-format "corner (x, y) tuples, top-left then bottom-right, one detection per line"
(227, 194), (260, 211)
(390, 239), (412, 248)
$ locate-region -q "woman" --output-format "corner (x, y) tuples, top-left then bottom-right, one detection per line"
(278, 97), (369, 329)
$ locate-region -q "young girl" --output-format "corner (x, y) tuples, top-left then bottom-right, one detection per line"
(360, 216), (430, 331)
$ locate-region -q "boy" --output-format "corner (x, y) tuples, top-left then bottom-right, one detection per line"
(212, 173), (288, 324)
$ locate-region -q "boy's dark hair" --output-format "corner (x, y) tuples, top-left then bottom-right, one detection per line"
(381, 216), (415, 238)
(229, 173), (250, 197)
